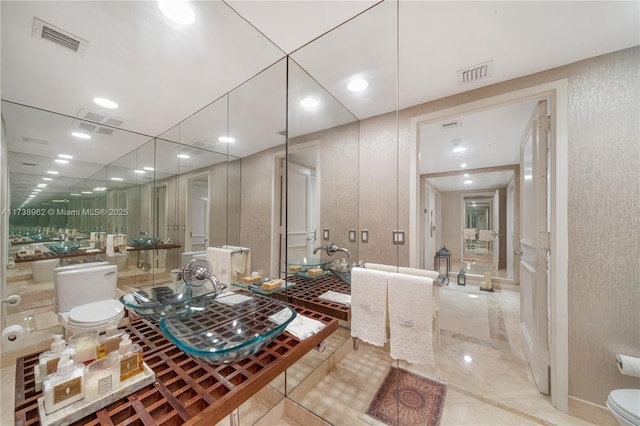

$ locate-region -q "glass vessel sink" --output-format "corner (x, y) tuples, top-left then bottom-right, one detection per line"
(329, 261), (356, 286)
(128, 237), (161, 247)
(30, 234), (48, 242)
(47, 241), (81, 254)
(286, 257), (332, 272)
(119, 281), (227, 321)
(159, 291), (296, 364)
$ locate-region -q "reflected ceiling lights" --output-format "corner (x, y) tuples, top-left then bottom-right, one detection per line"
(451, 138), (466, 153)
(42, 177), (52, 181)
(460, 163), (467, 168)
(218, 136), (235, 143)
(37, 184), (47, 188)
(55, 159), (69, 164)
(110, 177), (123, 181)
(158, 0), (195, 25)
(300, 97), (319, 109)
(347, 78), (368, 92)
(58, 154), (73, 159)
(93, 97), (118, 109)
(177, 154), (190, 159)
(94, 187), (107, 191)
(33, 189), (42, 192)
(72, 132), (91, 140)
(81, 191), (93, 194)
(464, 178), (473, 184)
(134, 170), (146, 174)
(143, 166), (154, 171)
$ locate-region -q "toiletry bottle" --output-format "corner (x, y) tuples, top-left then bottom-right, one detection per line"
(84, 355), (120, 402)
(117, 333), (144, 381)
(68, 330), (99, 365)
(97, 322), (125, 359)
(43, 354), (85, 414)
(39, 335), (77, 377)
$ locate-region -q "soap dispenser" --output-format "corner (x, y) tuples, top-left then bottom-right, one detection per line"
(97, 322), (125, 359)
(42, 354), (85, 414)
(117, 333), (143, 382)
(84, 355), (120, 402)
(39, 335), (77, 377)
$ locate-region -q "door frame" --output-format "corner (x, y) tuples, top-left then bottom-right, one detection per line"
(409, 79), (569, 412)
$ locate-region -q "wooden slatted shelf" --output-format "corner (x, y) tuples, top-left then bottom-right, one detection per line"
(284, 274), (351, 321)
(14, 306), (338, 426)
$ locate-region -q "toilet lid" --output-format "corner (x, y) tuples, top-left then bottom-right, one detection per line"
(69, 299), (124, 324)
(609, 389), (640, 421)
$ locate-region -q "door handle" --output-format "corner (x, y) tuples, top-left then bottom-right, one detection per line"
(514, 249), (523, 256)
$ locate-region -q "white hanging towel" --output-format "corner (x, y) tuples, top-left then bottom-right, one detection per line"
(388, 272), (434, 365)
(479, 229), (493, 241)
(105, 234), (115, 256)
(222, 245), (251, 282)
(206, 247), (233, 285)
(351, 267), (388, 347)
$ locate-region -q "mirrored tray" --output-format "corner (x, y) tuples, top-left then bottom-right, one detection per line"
(119, 281), (226, 321)
(286, 257), (332, 273)
(159, 291), (297, 364)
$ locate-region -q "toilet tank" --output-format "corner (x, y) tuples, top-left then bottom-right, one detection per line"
(55, 264), (118, 313)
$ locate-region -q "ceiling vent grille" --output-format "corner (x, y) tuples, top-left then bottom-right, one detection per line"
(439, 120), (461, 129)
(73, 109), (126, 136)
(32, 18), (89, 56)
(22, 136), (48, 145)
(458, 60), (493, 85)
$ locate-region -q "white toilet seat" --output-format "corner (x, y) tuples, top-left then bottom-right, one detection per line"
(607, 389), (640, 426)
(58, 299), (124, 332)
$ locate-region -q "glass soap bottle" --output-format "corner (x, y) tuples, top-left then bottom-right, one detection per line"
(97, 322), (125, 359)
(68, 330), (99, 365)
(39, 335), (76, 377)
(42, 354), (85, 414)
(117, 333), (143, 381)
(84, 355), (120, 402)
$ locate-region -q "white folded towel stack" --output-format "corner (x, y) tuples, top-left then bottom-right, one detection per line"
(351, 267), (388, 347)
(388, 272), (434, 365)
(318, 290), (351, 306)
(206, 247), (233, 284)
(269, 308), (324, 341)
(216, 292), (253, 306)
(364, 262), (398, 273)
(398, 267), (439, 280)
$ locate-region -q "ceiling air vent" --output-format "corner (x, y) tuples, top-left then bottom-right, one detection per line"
(72, 109), (126, 136)
(458, 60), (493, 85)
(439, 120), (461, 130)
(32, 18), (89, 56)
(22, 136), (48, 145)
(20, 162), (38, 167)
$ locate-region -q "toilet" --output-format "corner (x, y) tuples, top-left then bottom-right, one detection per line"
(54, 263), (124, 335)
(607, 389), (640, 426)
(32, 258), (60, 282)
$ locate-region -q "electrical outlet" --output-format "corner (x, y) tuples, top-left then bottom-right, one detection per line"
(349, 229), (356, 242)
(323, 229), (330, 240)
(361, 229), (368, 243)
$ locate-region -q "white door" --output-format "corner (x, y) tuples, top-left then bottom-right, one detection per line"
(286, 162), (315, 261)
(493, 189), (500, 271)
(519, 100), (550, 395)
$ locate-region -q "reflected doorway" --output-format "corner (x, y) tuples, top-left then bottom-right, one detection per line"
(462, 194), (498, 276)
(186, 174), (209, 252)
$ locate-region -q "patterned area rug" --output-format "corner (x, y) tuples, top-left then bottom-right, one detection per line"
(365, 367), (446, 426)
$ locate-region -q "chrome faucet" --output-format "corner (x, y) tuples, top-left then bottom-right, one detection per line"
(313, 242), (351, 258)
(140, 229), (148, 236)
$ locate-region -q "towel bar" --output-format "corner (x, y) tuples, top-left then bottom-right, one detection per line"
(213, 245), (249, 254)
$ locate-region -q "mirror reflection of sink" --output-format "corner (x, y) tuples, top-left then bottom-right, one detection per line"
(329, 261), (357, 286)
(47, 241), (81, 254)
(30, 234), (48, 242)
(128, 237), (161, 248)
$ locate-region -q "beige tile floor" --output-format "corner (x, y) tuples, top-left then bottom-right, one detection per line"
(1, 279), (617, 425)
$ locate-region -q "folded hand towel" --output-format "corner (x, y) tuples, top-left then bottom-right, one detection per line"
(364, 263), (398, 273)
(318, 290), (351, 306)
(206, 247), (233, 284)
(351, 267), (388, 346)
(216, 292), (253, 306)
(269, 308), (324, 341)
(398, 267), (439, 280)
(388, 272), (434, 365)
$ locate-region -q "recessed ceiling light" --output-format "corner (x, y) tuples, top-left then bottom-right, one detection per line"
(464, 354), (473, 363)
(300, 97), (319, 109)
(58, 154), (73, 159)
(110, 177), (123, 181)
(158, 0), (195, 25)
(134, 170), (146, 174)
(72, 132), (91, 140)
(93, 97), (118, 109)
(143, 167), (154, 171)
(70, 193), (82, 196)
(42, 177), (53, 181)
(452, 146), (466, 153)
(464, 173), (469, 177)
(460, 163), (467, 168)
(37, 184), (47, 188)
(464, 178), (473, 184)
(81, 191), (93, 194)
(46, 170), (59, 175)
(218, 136), (235, 143)
(347, 78), (368, 92)
(33, 189), (42, 192)
(94, 187), (107, 191)
(55, 159), (69, 164)
(177, 154), (190, 159)
(28, 195), (36, 198)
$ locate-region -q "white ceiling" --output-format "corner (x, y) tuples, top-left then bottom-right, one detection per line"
(2, 1), (638, 204)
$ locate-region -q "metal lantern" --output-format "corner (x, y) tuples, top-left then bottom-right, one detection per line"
(434, 245), (451, 276)
(457, 268), (466, 286)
